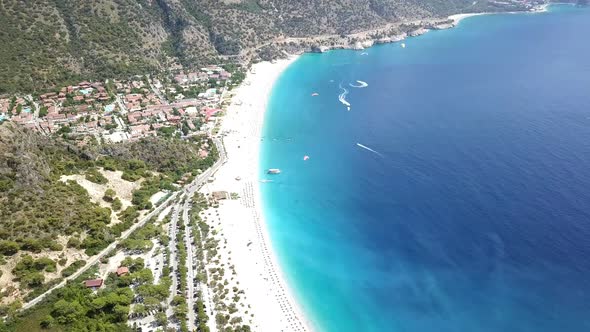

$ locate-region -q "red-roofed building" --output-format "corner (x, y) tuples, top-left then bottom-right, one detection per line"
(130, 124), (150, 136)
(202, 107), (222, 121)
(125, 94), (143, 103)
(116, 266), (129, 277)
(40, 92), (57, 100)
(166, 114), (181, 123)
(84, 279), (103, 288)
(127, 113), (139, 124)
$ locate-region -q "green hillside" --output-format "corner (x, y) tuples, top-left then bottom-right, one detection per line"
(0, 0), (530, 94)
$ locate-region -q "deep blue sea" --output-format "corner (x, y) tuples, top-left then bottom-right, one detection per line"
(260, 5), (590, 332)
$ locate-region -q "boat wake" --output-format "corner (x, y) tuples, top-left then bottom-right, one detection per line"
(338, 84), (351, 111)
(356, 143), (383, 157)
(349, 80), (368, 88)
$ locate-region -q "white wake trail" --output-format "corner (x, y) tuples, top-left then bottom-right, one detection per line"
(338, 84), (351, 111)
(349, 80), (368, 88)
(356, 143), (383, 157)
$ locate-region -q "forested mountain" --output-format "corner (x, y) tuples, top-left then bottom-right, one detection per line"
(0, 120), (215, 244)
(0, 0), (527, 93)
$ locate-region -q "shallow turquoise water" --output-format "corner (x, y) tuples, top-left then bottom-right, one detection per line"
(261, 5), (590, 331)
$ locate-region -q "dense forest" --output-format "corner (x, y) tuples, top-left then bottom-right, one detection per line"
(0, 0), (530, 93)
(0, 121), (217, 302)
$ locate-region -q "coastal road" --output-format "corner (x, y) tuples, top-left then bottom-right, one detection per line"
(22, 139), (227, 312)
(183, 138), (226, 196)
(165, 204), (181, 326)
(22, 191), (180, 311)
(181, 189), (218, 332)
(182, 198), (197, 331)
(181, 138), (225, 332)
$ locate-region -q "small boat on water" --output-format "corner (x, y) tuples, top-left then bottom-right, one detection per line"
(267, 168), (281, 174)
(311, 92), (319, 96)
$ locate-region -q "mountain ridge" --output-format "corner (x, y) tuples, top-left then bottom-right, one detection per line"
(0, 0), (532, 93)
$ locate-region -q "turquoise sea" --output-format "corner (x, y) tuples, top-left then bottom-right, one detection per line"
(260, 5), (590, 332)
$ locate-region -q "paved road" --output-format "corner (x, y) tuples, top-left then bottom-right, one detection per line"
(182, 138), (225, 332)
(148, 77), (169, 105)
(182, 199), (197, 331)
(181, 183), (217, 332)
(22, 192), (179, 311)
(115, 94), (128, 114)
(165, 204), (181, 326)
(22, 138), (227, 312)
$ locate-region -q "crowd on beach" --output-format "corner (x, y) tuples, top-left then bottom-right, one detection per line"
(243, 181), (308, 331)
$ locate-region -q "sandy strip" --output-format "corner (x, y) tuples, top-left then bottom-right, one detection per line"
(201, 55), (314, 332)
(448, 12), (489, 24)
(449, 4), (549, 24)
(199, 5), (556, 331)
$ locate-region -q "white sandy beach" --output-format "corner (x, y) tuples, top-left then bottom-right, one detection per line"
(449, 3), (549, 24)
(448, 12), (488, 24)
(196, 6), (556, 330)
(200, 56), (313, 332)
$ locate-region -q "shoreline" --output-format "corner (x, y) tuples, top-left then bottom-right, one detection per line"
(449, 3), (550, 25)
(288, 3), (551, 54)
(200, 4), (555, 331)
(201, 55), (313, 331)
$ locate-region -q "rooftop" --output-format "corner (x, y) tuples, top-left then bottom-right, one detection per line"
(84, 279), (104, 288)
